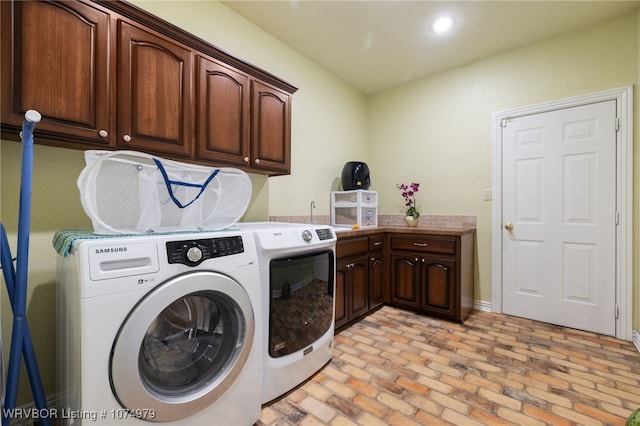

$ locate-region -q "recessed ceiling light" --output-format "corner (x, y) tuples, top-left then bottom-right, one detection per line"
(432, 16), (454, 34)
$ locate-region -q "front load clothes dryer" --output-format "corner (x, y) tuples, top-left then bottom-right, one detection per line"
(55, 230), (263, 425)
(236, 222), (336, 404)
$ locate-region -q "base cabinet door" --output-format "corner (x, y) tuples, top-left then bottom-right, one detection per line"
(421, 256), (456, 318)
(334, 265), (347, 327)
(369, 250), (384, 310)
(335, 254), (369, 329)
(349, 255), (370, 320)
(389, 253), (421, 310)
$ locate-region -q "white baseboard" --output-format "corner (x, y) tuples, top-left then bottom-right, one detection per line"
(633, 330), (640, 354)
(474, 299), (492, 312)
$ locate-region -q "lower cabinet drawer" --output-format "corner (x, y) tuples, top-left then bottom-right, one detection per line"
(390, 236), (456, 255)
(337, 237), (369, 258)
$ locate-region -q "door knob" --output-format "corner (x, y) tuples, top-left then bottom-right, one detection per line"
(505, 222), (514, 231)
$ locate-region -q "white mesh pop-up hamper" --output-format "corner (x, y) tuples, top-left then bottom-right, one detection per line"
(78, 150), (252, 234)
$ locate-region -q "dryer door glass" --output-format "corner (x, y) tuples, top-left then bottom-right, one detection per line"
(139, 291), (245, 395)
(269, 250), (335, 357)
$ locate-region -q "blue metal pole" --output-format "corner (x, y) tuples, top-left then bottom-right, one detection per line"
(0, 224), (16, 300)
(2, 110), (51, 426)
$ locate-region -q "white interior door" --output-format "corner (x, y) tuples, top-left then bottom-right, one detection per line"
(501, 100), (617, 335)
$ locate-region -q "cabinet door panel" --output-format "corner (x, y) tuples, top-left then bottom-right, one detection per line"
(196, 56), (249, 165)
(251, 80), (290, 173)
(1, 0), (111, 143)
(334, 262), (348, 328)
(422, 257), (455, 315)
(118, 21), (192, 156)
(369, 252), (384, 309)
(350, 258), (369, 318)
(390, 253), (420, 309)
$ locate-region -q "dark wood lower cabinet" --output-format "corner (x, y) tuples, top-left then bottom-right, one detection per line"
(336, 229), (474, 329)
(335, 234), (385, 329)
(389, 233), (474, 323)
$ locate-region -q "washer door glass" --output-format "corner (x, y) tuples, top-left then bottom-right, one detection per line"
(110, 271), (254, 422)
(140, 291), (242, 395)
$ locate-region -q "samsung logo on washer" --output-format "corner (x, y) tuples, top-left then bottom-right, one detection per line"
(95, 247), (128, 254)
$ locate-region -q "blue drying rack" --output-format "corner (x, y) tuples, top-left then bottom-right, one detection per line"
(1, 110), (51, 426)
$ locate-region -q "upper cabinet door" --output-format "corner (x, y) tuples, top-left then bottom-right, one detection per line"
(251, 80), (291, 174)
(117, 21), (193, 157)
(1, 0), (112, 144)
(196, 56), (250, 166)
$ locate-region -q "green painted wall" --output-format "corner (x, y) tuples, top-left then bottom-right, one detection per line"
(0, 1), (637, 405)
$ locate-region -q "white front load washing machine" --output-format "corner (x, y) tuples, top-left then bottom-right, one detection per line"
(56, 230), (263, 425)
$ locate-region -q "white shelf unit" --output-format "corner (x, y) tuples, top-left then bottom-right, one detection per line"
(331, 190), (378, 228)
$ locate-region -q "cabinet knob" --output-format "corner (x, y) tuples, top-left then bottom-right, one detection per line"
(98, 129), (108, 138)
(243, 156), (250, 163)
(415, 257), (419, 262)
(122, 134), (131, 142)
(421, 258), (425, 263)
(254, 158), (261, 165)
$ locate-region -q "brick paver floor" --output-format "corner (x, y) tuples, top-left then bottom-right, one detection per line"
(258, 306), (640, 425)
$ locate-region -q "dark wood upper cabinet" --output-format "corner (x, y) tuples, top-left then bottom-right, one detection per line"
(117, 20), (193, 157)
(1, 0), (112, 146)
(251, 80), (291, 174)
(196, 55), (250, 167)
(1, 0), (297, 175)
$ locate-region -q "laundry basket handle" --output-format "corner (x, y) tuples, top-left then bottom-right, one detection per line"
(153, 158), (220, 209)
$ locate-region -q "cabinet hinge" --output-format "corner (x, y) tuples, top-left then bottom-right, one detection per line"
(615, 117), (620, 131)
(615, 304), (620, 319)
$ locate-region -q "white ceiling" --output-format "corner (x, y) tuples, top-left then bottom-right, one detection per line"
(221, 1), (640, 94)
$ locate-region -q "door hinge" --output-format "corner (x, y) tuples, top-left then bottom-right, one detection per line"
(615, 211), (620, 225)
(615, 117), (620, 131)
(500, 118), (508, 128)
(615, 304), (620, 319)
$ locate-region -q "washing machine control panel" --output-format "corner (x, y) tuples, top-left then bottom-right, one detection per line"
(166, 236), (245, 266)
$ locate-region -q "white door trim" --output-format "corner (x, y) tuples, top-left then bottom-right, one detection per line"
(491, 85), (633, 340)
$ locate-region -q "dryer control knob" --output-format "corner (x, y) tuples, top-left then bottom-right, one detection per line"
(301, 230), (313, 242)
(186, 246), (203, 263)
